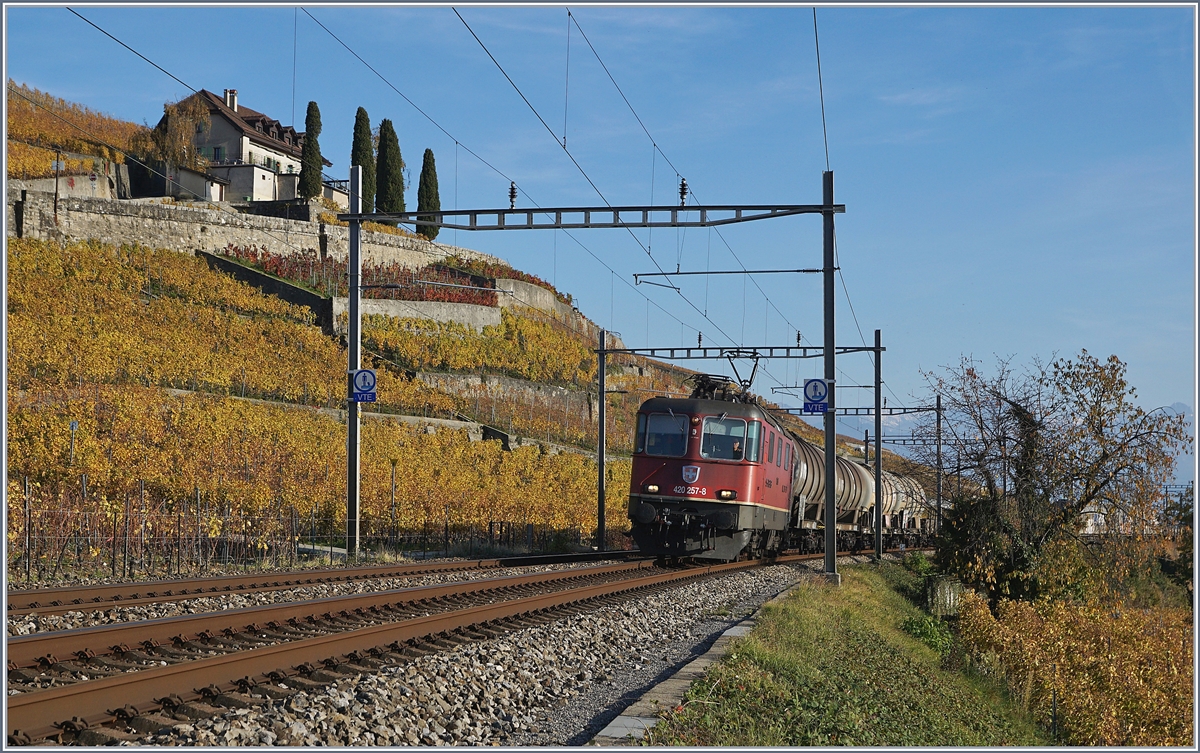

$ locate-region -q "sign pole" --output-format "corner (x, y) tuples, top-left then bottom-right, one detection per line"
(346, 165), (362, 563)
(822, 171), (839, 584)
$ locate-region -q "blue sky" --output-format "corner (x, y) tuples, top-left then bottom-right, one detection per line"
(4, 4), (1196, 477)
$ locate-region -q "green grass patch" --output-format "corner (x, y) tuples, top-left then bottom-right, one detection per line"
(645, 565), (1047, 746)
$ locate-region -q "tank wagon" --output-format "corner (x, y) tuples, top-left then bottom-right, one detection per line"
(627, 375), (933, 561)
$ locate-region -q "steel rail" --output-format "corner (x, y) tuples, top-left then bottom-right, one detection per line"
(6, 550), (648, 616)
(6, 561), (655, 668)
(6, 557), (758, 742)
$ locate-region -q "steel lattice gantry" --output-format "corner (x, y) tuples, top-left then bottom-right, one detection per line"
(337, 203), (844, 231)
(340, 172), (846, 576)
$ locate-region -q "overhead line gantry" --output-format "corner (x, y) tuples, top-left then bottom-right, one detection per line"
(340, 170), (848, 582)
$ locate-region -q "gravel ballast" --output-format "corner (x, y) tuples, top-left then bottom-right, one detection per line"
(128, 560), (836, 746)
(6, 562), (600, 637)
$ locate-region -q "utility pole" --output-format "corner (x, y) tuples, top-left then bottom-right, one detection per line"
(822, 170), (839, 584)
(597, 328), (607, 552)
(346, 165), (362, 562)
(874, 328), (882, 560)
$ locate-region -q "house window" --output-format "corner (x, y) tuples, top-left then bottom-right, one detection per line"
(256, 123), (263, 132)
(212, 146), (224, 161)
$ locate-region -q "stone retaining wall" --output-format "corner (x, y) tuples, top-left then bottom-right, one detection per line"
(336, 298), (502, 333)
(6, 186), (503, 269)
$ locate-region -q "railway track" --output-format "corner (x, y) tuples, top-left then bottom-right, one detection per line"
(5, 554), (789, 744)
(6, 549), (915, 744)
(6, 550), (647, 617)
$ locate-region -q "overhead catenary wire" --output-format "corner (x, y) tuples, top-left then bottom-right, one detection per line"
(291, 8), (299, 127)
(813, 8), (830, 172)
(33, 17), (675, 429)
(451, 7), (742, 350)
(566, 9), (806, 344)
(38, 16), (599, 353)
(563, 8), (817, 392)
(300, 8), (711, 346)
(66, 8), (195, 95)
(562, 9), (571, 148)
(66, 7), (823, 399)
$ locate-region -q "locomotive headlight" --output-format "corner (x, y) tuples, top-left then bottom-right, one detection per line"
(717, 489), (737, 500)
(643, 484), (660, 494)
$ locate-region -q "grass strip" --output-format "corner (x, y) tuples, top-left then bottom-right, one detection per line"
(645, 564), (1047, 746)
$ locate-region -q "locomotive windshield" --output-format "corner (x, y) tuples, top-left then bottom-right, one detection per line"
(636, 413), (689, 457)
(700, 416), (748, 460)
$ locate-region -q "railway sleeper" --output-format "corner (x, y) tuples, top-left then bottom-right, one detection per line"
(211, 691), (267, 710)
(54, 661), (123, 681)
(226, 632), (274, 647)
(114, 648), (160, 664)
(199, 635), (252, 651)
(7, 666), (41, 683)
(172, 701), (226, 721)
(74, 725), (139, 746)
(149, 646), (205, 663)
(274, 675), (327, 691)
(250, 683), (298, 700)
(126, 713), (183, 736)
(85, 656), (145, 671)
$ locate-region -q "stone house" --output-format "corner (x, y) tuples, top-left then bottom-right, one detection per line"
(167, 88), (338, 204)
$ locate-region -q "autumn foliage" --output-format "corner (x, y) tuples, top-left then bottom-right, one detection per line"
(6, 238), (635, 565)
(7, 80), (146, 178)
(7, 238), (459, 417)
(7, 385), (629, 534)
(363, 310), (595, 387)
(956, 590), (1193, 746)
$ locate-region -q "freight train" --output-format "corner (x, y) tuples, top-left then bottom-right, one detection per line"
(627, 374), (932, 561)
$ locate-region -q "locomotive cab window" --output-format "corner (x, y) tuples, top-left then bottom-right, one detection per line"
(745, 421), (761, 462)
(700, 417), (748, 460)
(636, 413), (689, 457)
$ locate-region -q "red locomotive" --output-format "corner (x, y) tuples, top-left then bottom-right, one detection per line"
(627, 374), (931, 561)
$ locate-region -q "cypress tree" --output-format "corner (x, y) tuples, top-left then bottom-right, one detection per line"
(416, 148), (441, 240)
(298, 101), (324, 201)
(350, 107), (376, 214)
(375, 118), (405, 223)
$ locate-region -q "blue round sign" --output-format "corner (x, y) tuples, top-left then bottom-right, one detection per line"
(804, 379), (828, 402)
(353, 369), (376, 392)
